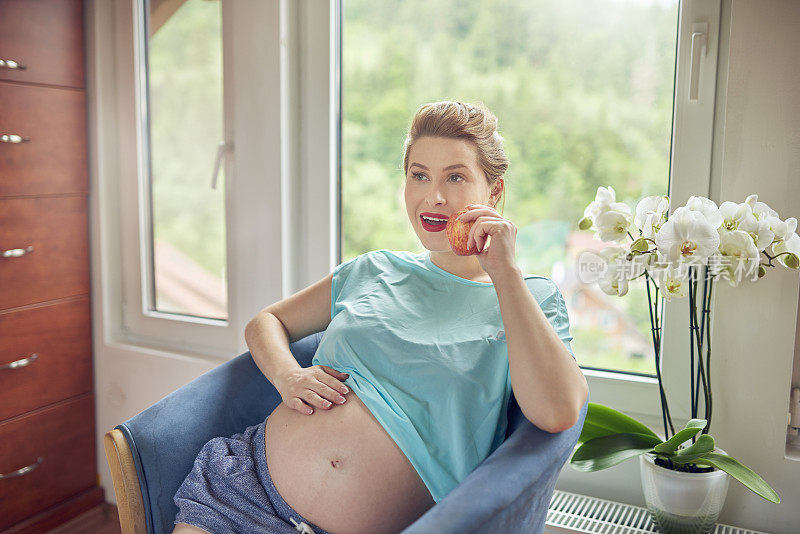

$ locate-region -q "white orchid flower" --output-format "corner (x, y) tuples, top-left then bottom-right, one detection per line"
(654, 206), (720, 264)
(583, 186), (617, 220)
(583, 186), (633, 233)
(766, 215), (797, 245)
(714, 229), (761, 286)
(597, 246), (632, 296)
(683, 196), (723, 229)
(744, 194), (779, 221)
(599, 274), (629, 297)
(652, 262), (689, 301)
(634, 195), (669, 238)
(719, 201), (756, 232)
(738, 215), (775, 252)
(595, 208), (634, 243)
(772, 232), (800, 269)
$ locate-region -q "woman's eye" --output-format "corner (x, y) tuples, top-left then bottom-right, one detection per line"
(410, 173), (463, 182)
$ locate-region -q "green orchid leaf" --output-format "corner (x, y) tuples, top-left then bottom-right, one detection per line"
(671, 434), (715, 464)
(578, 403), (661, 444)
(570, 432), (663, 472)
(693, 452), (780, 504)
(653, 419), (707, 454)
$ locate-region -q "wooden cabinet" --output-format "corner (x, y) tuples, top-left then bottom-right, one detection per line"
(0, 0), (103, 531)
(0, 396), (97, 532)
(0, 83), (88, 196)
(0, 0), (85, 88)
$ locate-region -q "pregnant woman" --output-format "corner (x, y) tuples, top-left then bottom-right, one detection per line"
(172, 101), (588, 534)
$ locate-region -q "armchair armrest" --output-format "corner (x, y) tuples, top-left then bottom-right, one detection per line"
(112, 331), (324, 534)
(401, 398), (588, 533)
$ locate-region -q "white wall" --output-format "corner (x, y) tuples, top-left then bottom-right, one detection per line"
(707, 0), (800, 529)
(87, 0), (800, 531)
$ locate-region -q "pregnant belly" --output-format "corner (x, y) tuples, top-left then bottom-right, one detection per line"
(264, 389), (435, 534)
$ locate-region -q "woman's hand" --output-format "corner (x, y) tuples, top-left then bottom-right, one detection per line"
(457, 203), (520, 278)
(275, 365), (350, 415)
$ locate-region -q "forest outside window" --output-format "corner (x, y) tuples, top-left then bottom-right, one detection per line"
(340, 0), (686, 379)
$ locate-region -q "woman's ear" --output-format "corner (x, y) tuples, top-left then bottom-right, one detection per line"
(490, 178), (504, 207)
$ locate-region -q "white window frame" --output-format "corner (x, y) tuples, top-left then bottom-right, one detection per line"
(93, 0), (722, 428)
(93, 0), (334, 359)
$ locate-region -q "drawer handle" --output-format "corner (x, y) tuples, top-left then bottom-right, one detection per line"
(0, 457), (44, 480)
(1, 134), (31, 144)
(0, 353), (38, 370)
(1, 246), (34, 258)
(0, 58), (26, 70)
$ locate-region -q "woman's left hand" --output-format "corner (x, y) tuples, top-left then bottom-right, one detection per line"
(457, 203), (520, 278)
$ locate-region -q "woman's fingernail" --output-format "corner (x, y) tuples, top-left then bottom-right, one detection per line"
(341, 387), (349, 394)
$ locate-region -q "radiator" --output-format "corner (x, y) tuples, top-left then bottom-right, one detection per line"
(545, 490), (770, 534)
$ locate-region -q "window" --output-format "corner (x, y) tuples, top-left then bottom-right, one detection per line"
(100, 0), (721, 422)
(340, 0), (721, 388)
(338, 0), (721, 422)
(107, 0), (286, 357)
(143, 0), (228, 321)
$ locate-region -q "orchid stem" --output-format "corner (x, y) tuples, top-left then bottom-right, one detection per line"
(645, 271), (674, 440)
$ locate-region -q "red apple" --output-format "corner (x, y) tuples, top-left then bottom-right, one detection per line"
(446, 208), (480, 256)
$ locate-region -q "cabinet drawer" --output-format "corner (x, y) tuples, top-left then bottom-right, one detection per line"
(0, 297), (92, 421)
(0, 82), (88, 196)
(0, 196), (89, 309)
(0, 0), (84, 88)
(0, 395), (96, 531)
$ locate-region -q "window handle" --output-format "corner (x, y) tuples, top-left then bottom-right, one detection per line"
(211, 141), (234, 190)
(688, 22), (708, 102)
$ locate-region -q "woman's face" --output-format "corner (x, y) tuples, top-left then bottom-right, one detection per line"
(404, 136), (500, 252)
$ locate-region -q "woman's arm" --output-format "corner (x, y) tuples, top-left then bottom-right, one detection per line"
(491, 266), (588, 433)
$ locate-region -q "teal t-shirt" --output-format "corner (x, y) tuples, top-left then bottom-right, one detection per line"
(311, 249), (575, 503)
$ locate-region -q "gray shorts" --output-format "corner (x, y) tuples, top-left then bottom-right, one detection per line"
(174, 420), (333, 534)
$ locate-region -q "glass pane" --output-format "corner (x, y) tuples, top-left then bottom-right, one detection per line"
(341, 0), (679, 376)
(142, 0), (227, 320)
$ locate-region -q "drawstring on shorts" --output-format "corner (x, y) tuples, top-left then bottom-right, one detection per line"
(290, 517), (317, 533)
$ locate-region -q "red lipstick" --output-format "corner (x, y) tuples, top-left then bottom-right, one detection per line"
(420, 212), (449, 232)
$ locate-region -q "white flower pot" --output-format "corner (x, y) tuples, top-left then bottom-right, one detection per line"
(639, 447), (730, 534)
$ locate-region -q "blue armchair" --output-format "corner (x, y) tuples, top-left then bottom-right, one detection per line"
(104, 330), (588, 534)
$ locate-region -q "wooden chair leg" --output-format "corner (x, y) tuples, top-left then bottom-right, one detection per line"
(104, 429), (148, 534)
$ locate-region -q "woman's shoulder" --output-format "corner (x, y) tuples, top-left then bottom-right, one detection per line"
(522, 274), (561, 303)
(371, 249), (423, 265)
(339, 249), (422, 274)
(522, 273), (554, 284)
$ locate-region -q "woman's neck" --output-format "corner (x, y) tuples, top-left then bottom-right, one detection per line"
(428, 251), (491, 282)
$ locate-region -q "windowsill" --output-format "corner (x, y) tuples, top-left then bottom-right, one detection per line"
(101, 337), (236, 366)
(581, 368), (659, 384)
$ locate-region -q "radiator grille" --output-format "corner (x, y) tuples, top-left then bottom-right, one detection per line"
(545, 490), (770, 534)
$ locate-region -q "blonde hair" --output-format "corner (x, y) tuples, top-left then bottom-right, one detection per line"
(401, 100), (509, 214)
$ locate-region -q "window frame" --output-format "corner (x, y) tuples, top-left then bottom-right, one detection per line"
(103, 0), (310, 359)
